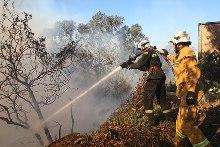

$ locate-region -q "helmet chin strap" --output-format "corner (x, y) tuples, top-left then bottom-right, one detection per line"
(141, 46), (154, 53)
(175, 48), (179, 54)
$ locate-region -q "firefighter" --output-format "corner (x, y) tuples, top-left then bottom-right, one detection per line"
(121, 38), (172, 125)
(163, 31), (212, 147)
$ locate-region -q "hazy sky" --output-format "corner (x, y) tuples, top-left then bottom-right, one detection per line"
(14, 0), (220, 49)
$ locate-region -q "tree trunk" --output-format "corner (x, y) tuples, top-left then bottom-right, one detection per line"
(43, 125), (53, 143)
(58, 125), (62, 139)
(34, 133), (44, 146)
(27, 86), (53, 143)
(70, 104), (74, 133)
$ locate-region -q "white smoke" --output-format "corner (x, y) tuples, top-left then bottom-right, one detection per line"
(37, 29), (141, 144)
(0, 1), (140, 147)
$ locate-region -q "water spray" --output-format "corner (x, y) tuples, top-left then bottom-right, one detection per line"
(37, 66), (122, 128)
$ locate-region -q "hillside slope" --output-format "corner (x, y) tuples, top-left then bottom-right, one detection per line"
(49, 80), (220, 147)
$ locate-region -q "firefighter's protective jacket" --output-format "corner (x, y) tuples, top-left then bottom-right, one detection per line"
(168, 46), (211, 147)
(167, 46), (201, 99)
(128, 49), (165, 79)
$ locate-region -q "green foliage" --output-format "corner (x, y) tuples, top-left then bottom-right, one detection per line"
(88, 11), (124, 33)
(54, 20), (76, 41)
(199, 51), (220, 98)
(129, 24), (145, 42)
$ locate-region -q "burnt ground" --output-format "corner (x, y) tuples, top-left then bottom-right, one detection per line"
(48, 82), (220, 147)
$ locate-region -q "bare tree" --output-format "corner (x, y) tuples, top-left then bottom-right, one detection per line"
(0, 1), (69, 145)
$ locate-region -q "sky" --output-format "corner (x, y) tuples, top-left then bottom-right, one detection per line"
(13, 0), (220, 49)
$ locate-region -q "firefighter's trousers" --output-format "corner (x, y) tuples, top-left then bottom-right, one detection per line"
(174, 105), (212, 147)
(142, 77), (171, 113)
(174, 81), (211, 146)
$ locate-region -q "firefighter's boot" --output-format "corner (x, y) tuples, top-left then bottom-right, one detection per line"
(145, 110), (157, 126)
(161, 98), (173, 122)
(163, 109), (174, 122)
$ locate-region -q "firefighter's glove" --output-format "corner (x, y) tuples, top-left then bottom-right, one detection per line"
(162, 49), (169, 57)
(128, 55), (135, 63)
(120, 61), (129, 69)
(186, 91), (198, 105)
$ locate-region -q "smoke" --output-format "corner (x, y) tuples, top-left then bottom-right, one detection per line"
(31, 29), (142, 146)
(0, 1), (140, 146)
(42, 31), (139, 133)
(8, 0), (83, 37)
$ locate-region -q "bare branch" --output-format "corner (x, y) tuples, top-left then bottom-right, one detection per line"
(0, 103), (28, 128)
(0, 116), (28, 128)
(53, 121), (62, 139)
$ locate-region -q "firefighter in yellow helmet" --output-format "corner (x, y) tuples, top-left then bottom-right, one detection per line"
(163, 31), (212, 147)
